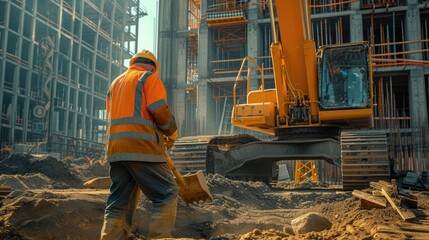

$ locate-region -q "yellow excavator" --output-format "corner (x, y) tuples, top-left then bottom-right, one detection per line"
(171, 0), (390, 190)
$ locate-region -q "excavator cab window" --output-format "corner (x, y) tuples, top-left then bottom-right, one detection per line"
(319, 44), (371, 110)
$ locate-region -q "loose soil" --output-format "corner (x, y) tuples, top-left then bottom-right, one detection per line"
(0, 154), (428, 240)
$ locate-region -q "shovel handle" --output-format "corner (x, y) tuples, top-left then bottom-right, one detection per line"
(164, 152), (187, 188)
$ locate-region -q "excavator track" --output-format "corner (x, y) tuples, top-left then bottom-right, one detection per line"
(170, 134), (260, 174)
(341, 130), (390, 190)
(171, 130), (391, 191)
(169, 135), (214, 174)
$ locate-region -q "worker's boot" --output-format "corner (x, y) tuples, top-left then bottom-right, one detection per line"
(147, 195), (178, 239)
(100, 217), (131, 240)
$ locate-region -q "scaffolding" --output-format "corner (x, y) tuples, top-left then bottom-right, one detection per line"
(206, 0), (248, 27)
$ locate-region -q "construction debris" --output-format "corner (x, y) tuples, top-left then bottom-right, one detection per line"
(352, 190), (386, 209)
(398, 171), (429, 191)
(83, 177), (111, 189)
(353, 180), (416, 221)
(0, 185), (12, 196)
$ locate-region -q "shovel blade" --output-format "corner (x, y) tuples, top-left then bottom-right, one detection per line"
(176, 170), (213, 205)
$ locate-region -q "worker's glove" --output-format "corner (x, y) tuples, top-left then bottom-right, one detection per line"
(164, 130), (178, 149)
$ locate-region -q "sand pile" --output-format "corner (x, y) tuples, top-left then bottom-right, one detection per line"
(0, 173), (53, 190)
(62, 156), (109, 181)
(0, 154), (83, 188)
(0, 190), (106, 239)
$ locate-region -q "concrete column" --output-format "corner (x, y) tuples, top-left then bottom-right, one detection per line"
(172, 0), (188, 137)
(10, 72), (18, 143)
(405, 2), (426, 128)
(247, 0), (262, 90)
(350, 0), (360, 10)
(409, 68), (428, 128)
(65, 86), (71, 136)
(158, 0), (188, 137)
(405, 2), (422, 61)
(198, 0), (210, 79)
(15, 0), (28, 141)
(349, 12), (363, 42)
(23, 71), (31, 141)
(72, 91), (78, 137)
(195, 0), (216, 134)
(196, 81), (215, 134)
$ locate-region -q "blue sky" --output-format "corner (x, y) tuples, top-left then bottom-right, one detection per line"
(124, 1), (158, 66)
(138, 1), (158, 55)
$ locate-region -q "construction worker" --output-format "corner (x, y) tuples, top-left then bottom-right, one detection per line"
(100, 49), (179, 239)
(1, 145), (11, 157)
(329, 65), (349, 104)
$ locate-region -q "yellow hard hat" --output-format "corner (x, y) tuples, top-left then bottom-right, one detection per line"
(129, 49), (159, 72)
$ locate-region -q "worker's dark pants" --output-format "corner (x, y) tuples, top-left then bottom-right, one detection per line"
(100, 161), (178, 240)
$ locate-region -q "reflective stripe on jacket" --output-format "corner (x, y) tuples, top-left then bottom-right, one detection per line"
(106, 65), (177, 162)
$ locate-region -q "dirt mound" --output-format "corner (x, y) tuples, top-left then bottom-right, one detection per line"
(0, 190), (106, 240)
(0, 174), (53, 190)
(0, 154), (82, 188)
(205, 174), (291, 209)
(63, 157), (109, 181)
(204, 174), (350, 209)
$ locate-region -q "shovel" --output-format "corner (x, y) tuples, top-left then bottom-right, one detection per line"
(164, 152), (213, 205)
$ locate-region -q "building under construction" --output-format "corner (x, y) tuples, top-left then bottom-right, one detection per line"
(158, 0), (429, 180)
(0, 0), (146, 157)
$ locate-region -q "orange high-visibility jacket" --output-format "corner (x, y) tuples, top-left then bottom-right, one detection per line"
(106, 65), (177, 162)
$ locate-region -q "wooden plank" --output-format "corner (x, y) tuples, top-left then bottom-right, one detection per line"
(381, 188), (416, 221)
(0, 184), (12, 195)
(379, 180), (394, 188)
(370, 181), (393, 191)
(370, 181), (384, 190)
(352, 190), (386, 209)
(400, 225), (429, 233)
(375, 224), (429, 239)
(372, 190), (384, 197)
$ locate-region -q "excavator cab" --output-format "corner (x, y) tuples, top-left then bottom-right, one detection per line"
(317, 43), (374, 127)
(319, 43), (372, 110)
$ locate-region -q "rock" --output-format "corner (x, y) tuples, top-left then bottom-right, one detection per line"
(291, 212), (332, 234)
(282, 225), (294, 235)
(252, 228), (261, 235)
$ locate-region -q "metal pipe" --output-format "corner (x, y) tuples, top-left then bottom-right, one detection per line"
(268, 0), (278, 43)
(302, 0), (311, 40)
